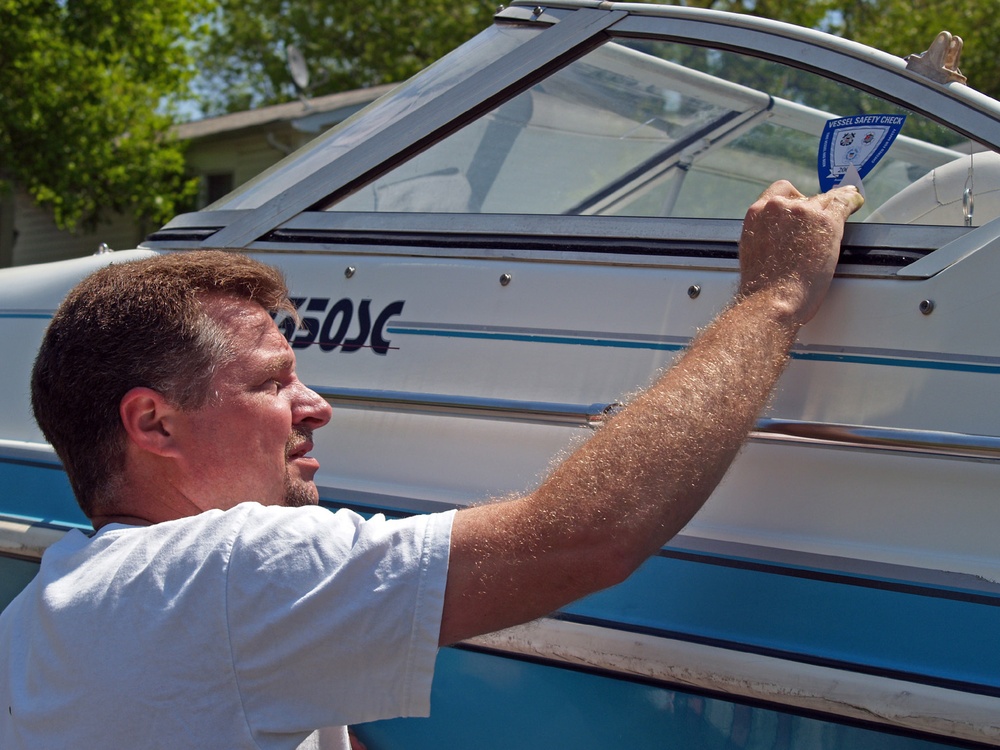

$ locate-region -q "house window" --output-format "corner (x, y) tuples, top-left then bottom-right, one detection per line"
(205, 173), (234, 206)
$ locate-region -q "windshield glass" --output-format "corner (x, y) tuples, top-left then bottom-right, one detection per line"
(328, 38), (986, 226)
(210, 23), (542, 211)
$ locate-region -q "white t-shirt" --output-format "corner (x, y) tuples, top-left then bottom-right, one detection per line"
(0, 502), (454, 750)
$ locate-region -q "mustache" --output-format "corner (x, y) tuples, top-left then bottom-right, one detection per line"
(285, 427), (314, 458)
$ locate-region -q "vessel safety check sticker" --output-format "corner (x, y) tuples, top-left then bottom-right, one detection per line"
(818, 114), (906, 192)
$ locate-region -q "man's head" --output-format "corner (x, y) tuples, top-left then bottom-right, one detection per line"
(31, 250), (329, 519)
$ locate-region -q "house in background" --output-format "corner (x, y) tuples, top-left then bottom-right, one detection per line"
(0, 85), (391, 269)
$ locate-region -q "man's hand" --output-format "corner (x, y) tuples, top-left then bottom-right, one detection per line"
(738, 181), (864, 325)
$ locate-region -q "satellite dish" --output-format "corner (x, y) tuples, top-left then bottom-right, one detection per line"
(286, 44), (310, 92)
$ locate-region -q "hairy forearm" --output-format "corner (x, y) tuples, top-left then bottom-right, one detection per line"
(442, 286), (801, 643)
(538, 286), (799, 566)
(440, 182), (861, 645)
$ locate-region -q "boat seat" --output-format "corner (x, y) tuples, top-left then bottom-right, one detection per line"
(866, 151), (1000, 226)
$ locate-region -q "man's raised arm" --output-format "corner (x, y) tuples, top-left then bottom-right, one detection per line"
(440, 181), (864, 645)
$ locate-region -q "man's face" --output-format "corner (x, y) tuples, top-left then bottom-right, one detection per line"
(171, 296), (333, 511)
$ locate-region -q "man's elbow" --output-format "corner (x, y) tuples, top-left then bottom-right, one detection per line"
(564, 538), (647, 598)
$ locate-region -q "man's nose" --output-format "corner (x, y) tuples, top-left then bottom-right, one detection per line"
(294, 384), (333, 429)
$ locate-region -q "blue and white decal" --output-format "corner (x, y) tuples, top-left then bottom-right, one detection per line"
(818, 114), (905, 192)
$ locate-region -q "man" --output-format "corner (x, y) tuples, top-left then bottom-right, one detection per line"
(0, 181), (862, 748)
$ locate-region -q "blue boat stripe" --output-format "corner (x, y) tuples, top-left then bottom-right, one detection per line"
(388, 326), (687, 351)
(552, 612), (1000, 700)
(453, 640), (1000, 749)
(388, 322), (1000, 373)
(0, 311), (54, 319)
(0, 457), (64, 470)
(790, 351), (1000, 373)
(658, 548), (1000, 606)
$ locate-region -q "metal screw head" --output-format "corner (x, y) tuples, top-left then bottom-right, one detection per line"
(533, 6), (543, 14)
(345, 266), (356, 278)
(687, 285), (701, 299)
(500, 273), (512, 287)
(919, 299), (935, 315)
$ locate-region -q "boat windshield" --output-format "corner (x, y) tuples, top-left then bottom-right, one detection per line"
(326, 38), (982, 225)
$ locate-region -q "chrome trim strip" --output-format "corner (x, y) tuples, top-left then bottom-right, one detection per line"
(312, 387), (1000, 461)
(0, 515), (75, 562)
(4, 393), (1000, 463)
(752, 418), (1000, 462)
(313, 386), (615, 427)
(0, 439), (61, 466)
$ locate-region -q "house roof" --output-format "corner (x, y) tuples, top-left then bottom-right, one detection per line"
(173, 84), (396, 141)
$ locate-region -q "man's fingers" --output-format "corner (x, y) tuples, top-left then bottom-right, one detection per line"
(753, 181), (865, 218)
(755, 179), (805, 203)
(821, 184), (865, 217)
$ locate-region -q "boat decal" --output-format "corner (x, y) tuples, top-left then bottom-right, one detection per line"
(818, 114), (905, 193)
(275, 297), (405, 354)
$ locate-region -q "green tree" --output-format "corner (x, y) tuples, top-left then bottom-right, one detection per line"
(837, 0), (1000, 98)
(194, 0), (496, 115)
(196, 0), (1000, 116)
(0, 0), (206, 231)
(677, 0), (837, 31)
(675, 0), (1000, 99)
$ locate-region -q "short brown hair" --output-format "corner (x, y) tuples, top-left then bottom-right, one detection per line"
(31, 251), (295, 518)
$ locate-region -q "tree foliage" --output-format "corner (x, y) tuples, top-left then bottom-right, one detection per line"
(678, 0), (1000, 99)
(0, 0), (206, 231)
(837, 0), (1000, 98)
(194, 0), (496, 115)
(193, 0), (1000, 118)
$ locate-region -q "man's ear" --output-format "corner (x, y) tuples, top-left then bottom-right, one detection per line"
(119, 387), (181, 457)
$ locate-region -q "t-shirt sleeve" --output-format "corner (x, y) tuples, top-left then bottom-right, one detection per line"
(223, 504), (455, 736)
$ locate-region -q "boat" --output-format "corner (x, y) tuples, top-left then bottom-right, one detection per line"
(4, 2), (1000, 746)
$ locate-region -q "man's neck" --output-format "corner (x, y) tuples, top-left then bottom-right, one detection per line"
(91, 513), (155, 530)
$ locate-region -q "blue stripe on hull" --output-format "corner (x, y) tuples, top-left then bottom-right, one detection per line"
(565, 552), (1000, 697)
(0, 460), (88, 527)
(387, 323), (1000, 374)
(389, 325), (688, 351)
(358, 647), (978, 750)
